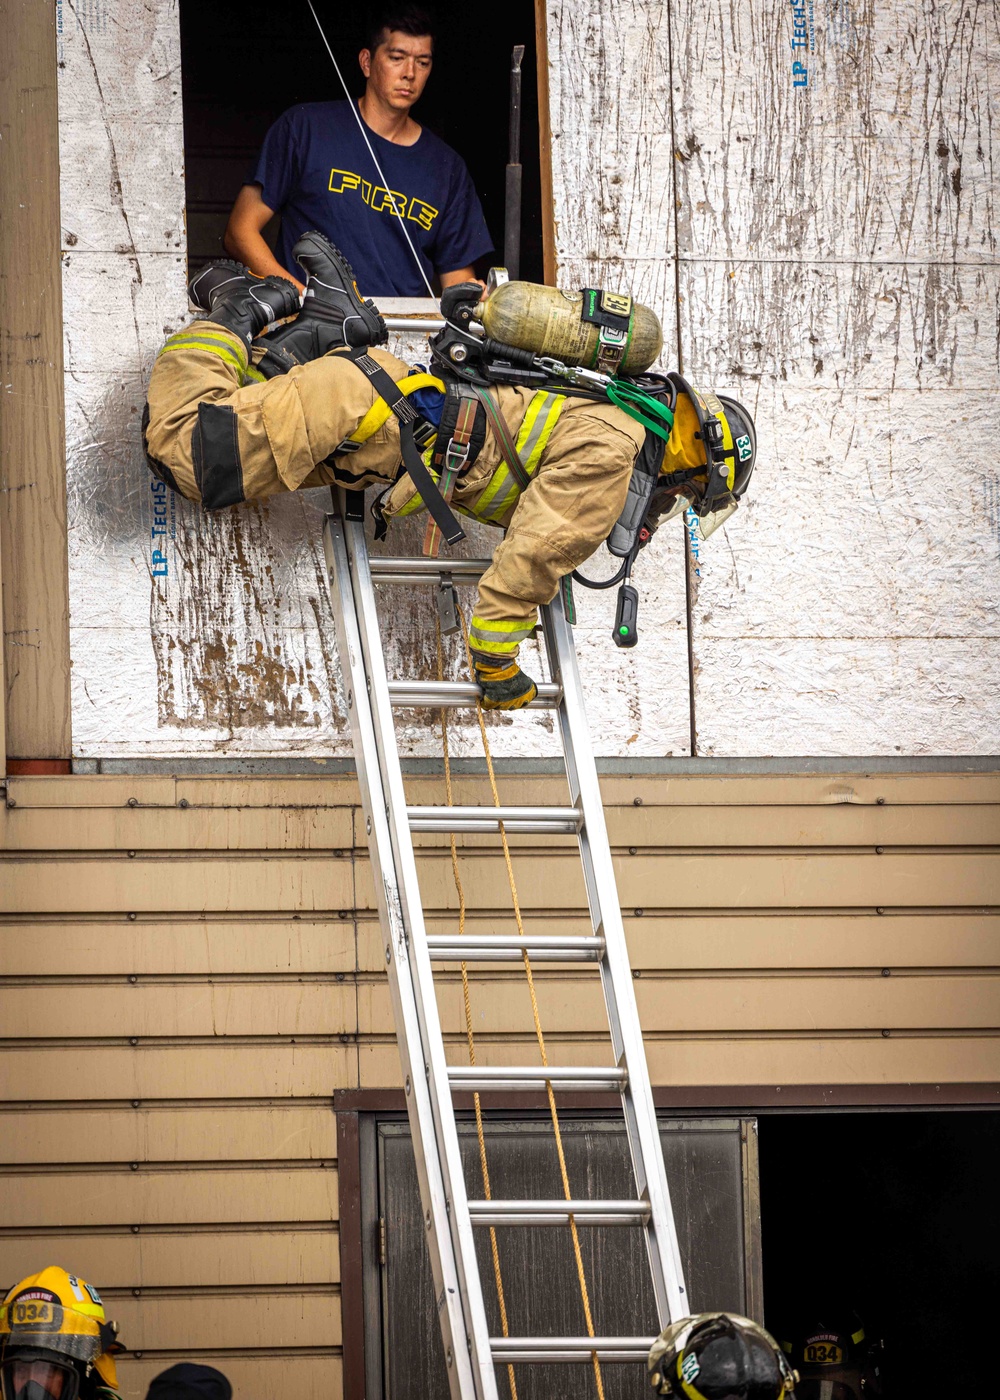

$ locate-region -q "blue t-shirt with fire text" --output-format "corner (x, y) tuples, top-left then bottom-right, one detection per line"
(250, 100), (494, 297)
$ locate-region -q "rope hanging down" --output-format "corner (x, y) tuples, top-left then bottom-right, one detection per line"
(442, 606), (607, 1400)
(436, 620), (518, 1400)
(303, 0), (438, 300)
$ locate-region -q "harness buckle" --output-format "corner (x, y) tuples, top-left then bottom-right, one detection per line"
(412, 416), (436, 450)
(444, 437), (472, 472)
(335, 438), (362, 454)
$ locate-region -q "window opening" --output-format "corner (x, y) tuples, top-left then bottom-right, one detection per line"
(759, 1109), (1000, 1397)
(179, 0), (544, 286)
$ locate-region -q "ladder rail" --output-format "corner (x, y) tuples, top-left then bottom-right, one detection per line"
(326, 507), (691, 1394)
(324, 507), (499, 1400)
(541, 596), (690, 1324)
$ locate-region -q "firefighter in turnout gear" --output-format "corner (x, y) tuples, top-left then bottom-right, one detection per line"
(0, 1267), (124, 1400)
(143, 234), (756, 709)
(778, 1310), (884, 1400)
(648, 1313), (798, 1399)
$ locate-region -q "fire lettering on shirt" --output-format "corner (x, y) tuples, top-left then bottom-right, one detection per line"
(328, 168), (362, 195)
(327, 168), (440, 229)
(407, 196), (438, 231)
(366, 184), (408, 215)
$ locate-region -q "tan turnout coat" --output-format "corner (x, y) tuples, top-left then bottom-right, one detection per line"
(143, 321), (645, 642)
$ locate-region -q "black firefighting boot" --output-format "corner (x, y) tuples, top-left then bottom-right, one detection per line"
(255, 232), (387, 378)
(187, 261), (300, 351)
(473, 659), (539, 711)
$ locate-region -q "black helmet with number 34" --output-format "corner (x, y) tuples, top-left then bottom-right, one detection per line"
(648, 1312), (797, 1399)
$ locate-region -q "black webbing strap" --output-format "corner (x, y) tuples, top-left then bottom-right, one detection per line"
(436, 380), (487, 471)
(423, 390), (481, 557)
(344, 349), (465, 547)
(472, 386), (531, 492)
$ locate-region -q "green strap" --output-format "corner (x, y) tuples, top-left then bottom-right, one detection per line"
(473, 387), (532, 490)
(605, 380), (675, 442)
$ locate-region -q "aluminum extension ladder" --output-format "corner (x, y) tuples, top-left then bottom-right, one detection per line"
(323, 491), (690, 1400)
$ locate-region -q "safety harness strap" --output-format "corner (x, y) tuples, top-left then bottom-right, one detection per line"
(342, 349), (465, 548)
(340, 371), (446, 449)
(423, 389), (481, 557)
(473, 387), (532, 491)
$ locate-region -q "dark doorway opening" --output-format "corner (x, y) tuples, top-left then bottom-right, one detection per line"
(353, 1111), (759, 1400)
(178, 0), (544, 284)
(759, 1110), (1000, 1396)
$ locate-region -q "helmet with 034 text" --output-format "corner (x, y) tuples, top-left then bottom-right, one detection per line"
(778, 1309), (883, 1400)
(0, 1267), (124, 1400)
(648, 1312), (797, 1399)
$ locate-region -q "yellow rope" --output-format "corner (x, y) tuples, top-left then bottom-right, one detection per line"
(437, 620), (518, 1400)
(455, 606), (606, 1400)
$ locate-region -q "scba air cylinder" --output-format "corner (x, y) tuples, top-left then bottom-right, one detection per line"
(478, 281), (663, 376)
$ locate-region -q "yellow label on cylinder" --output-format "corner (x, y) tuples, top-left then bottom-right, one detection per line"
(601, 291), (632, 317)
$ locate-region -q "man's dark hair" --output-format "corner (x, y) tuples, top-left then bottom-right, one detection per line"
(144, 1364), (232, 1400)
(363, 5), (435, 56)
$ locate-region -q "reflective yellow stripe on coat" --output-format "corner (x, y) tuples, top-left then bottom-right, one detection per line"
(477, 390), (566, 522)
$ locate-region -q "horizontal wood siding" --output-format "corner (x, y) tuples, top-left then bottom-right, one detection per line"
(1, 770), (997, 1397)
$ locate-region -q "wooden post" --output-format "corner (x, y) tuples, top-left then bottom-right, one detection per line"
(0, 513), (5, 778)
(0, 0), (72, 761)
(534, 0), (557, 285)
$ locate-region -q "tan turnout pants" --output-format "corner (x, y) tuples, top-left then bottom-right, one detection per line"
(144, 321), (644, 663)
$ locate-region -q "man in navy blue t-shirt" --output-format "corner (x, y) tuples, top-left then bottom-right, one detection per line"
(223, 5), (494, 297)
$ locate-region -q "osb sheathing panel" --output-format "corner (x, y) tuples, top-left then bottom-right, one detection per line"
(672, 0), (1000, 755)
(57, 0), (999, 759)
(2, 771), (997, 1392)
(544, 0), (1000, 754)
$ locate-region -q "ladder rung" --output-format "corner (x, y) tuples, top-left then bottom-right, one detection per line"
(426, 935), (605, 962)
(490, 1337), (656, 1363)
(370, 557), (493, 583)
(408, 804), (581, 834)
(448, 1066), (626, 1092)
(388, 680), (560, 709)
(468, 1199), (649, 1226)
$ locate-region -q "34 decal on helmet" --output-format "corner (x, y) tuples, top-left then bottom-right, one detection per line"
(648, 1312), (798, 1400)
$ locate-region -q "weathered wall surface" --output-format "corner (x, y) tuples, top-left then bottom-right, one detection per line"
(56, 1), (599, 763)
(546, 0), (1000, 755)
(3, 768), (997, 1394)
(58, 0), (998, 759)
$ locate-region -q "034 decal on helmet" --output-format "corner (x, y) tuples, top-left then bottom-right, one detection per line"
(0, 1267), (125, 1400)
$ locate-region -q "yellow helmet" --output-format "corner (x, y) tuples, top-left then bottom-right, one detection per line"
(652, 374), (757, 540)
(0, 1267), (124, 1400)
